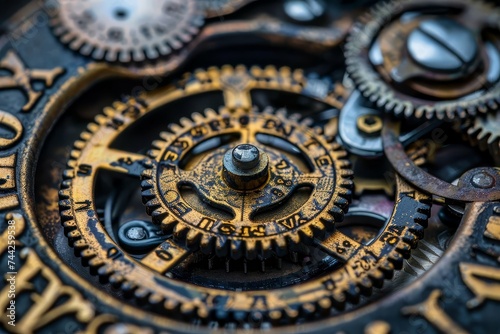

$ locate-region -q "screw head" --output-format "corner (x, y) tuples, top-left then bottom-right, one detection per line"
(407, 18), (478, 73)
(471, 172), (495, 189)
(232, 144), (261, 170)
(284, 0), (325, 22)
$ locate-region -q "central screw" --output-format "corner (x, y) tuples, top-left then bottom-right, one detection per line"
(471, 172), (495, 189)
(232, 144), (260, 170)
(223, 144), (269, 190)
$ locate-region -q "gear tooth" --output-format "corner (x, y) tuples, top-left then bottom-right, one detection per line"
(87, 123), (99, 133)
(259, 239), (272, 258)
(73, 239), (88, 250)
(186, 229), (201, 246)
(329, 206), (345, 222)
(160, 215), (178, 231)
(141, 178), (154, 189)
(205, 108), (218, 118)
(173, 223), (188, 239)
(273, 238), (287, 257)
(62, 220), (77, 233)
(215, 238), (229, 257)
(97, 264), (113, 277)
(299, 226), (315, 241)
(148, 293), (164, 306)
(134, 287), (150, 300)
(200, 234), (214, 254)
(109, 274), (124, 288)
(334, 196), (350, 211)
(388, 251), (404, 270)
(151, 140), (166, 150)
(180, 117), (193, 128)
(147, 209), (165, 224)
(245, 240), (257, 260)
(169, 123), (184, 134)
(287, 232), (301, 245)
(73, 140), (86, 150)
(262, 106), (274, 114)
(80, 131), (92, 141)
(191, 112), (205, 123)
(88, 257), (104, 269)
(230, 240), (243, 259)
(159, 131), (175, 141)
(369, 269), (385, 288)
(379, 260), (395, 278)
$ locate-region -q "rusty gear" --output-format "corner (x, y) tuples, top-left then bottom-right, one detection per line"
(141, 108), (354, 259)
(56, 66), (431, 322)
(345, 0), (500, 120)
(464, 110), (500, 166)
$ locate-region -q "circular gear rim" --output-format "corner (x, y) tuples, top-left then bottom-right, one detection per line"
(56, 65), (431, 323)
(141, 107), (354, 259)
(50, 0), (205, 63)
(344, 0), (500, 120)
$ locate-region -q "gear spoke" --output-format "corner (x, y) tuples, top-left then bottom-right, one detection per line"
(92, 148), (148, 177)
(140, 238), (192, 274)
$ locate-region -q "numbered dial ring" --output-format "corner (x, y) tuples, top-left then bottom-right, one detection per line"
(51, 0), (204, 62)
(141, 109), (354, 259)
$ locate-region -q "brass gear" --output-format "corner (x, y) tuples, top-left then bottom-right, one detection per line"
(50, 0), (204, 62)
(56, 65), (429, 322)
(141, 107), (354, 259)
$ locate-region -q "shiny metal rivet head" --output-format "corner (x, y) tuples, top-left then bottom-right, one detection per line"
(232, 144), (260, 170)
(494, 206), (500, 214)
(471, 172), (495, 189)
(284, 0), (325, 22)
(126, 226), (147, 240)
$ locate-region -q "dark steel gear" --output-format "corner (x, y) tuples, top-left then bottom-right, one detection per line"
(50, 0), (204, 62)
(345, 0), (500, 120)
(141, 107), (354, 259)
(464, 110), (500, 166)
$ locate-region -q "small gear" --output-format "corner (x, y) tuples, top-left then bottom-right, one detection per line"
(50, 0), (204, 62)
(141, 107), (353, 259)
(345, 0), (500, 120)
(465, 110), (500, 166)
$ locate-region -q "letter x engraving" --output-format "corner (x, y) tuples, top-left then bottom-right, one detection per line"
(0, 50), (64, 112)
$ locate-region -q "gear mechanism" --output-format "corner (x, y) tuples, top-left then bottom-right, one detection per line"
(141, 108), (354, 259)
(345, 0), (500, 120)
(50, 0), (204, 62)
(55, 65), (431, 323)
(465, 110), (500, 166)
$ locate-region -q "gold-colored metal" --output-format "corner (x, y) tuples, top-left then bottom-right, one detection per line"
(142, 108), (354, 259)
(0, 51), (64, 111)
(356, 114), (383, 135)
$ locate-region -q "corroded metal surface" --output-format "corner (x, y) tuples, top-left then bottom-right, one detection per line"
(0, 0), (499, 333)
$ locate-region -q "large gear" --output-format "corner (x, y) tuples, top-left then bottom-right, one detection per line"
(345, 0), (500, 120)
(141, 108), (353, 259)
(50, 0), (204, 62)
(55, 66), (431, 323)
